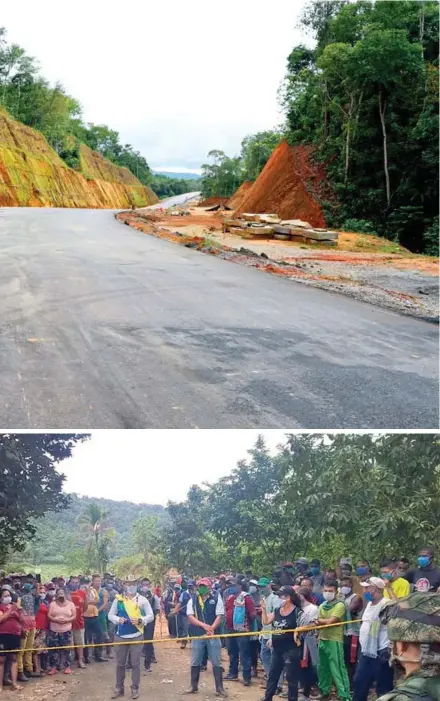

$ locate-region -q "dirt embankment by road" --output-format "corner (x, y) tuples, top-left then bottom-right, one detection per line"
(116, 207), (439, 322)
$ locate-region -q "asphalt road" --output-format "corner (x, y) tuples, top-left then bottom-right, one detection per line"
(148, 191), (201, 210)
(0, 207), (438, 429)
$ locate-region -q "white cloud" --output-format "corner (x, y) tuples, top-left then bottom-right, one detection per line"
(58, 430), (288, 505)
(2, 0), (308, 169)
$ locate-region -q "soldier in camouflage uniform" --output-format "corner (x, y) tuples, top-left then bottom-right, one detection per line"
(377, 592), (439, 701)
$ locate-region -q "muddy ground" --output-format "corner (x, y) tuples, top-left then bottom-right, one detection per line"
(11, 643), (264, 701)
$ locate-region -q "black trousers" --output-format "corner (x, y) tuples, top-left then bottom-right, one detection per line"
(84, 617), (104, 661)
(265, 647), (300, 701)
(143, 617), (157, 666)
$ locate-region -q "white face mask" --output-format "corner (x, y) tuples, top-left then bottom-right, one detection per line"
(340, 587), (352, 596)
(323, 591), (335, 602)
(2, 596), (12, 605)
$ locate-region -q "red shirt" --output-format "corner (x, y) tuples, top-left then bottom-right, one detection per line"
(70, 589), (86, 630)
(35, 602), (49, 630)
(0, 604), (23, 636)
(225, 593), (256, 631)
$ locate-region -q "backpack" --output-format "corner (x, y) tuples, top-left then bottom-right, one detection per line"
(233, 593), (248, 631)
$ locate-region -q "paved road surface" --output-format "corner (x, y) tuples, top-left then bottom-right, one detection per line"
(147, 191), (201, 210)
(0, 208), (438, 428)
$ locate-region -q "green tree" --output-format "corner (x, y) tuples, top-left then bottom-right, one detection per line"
(76, 503), (115, 573)
(0, 433), (89, 565)
(201, 150), (243, 198)
(240, 130), (283, 181)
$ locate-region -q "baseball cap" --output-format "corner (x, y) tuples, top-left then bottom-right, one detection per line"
(295, 558), (308, 566)
(249, 579), (259, 586)
(197, 578), (212, 588)
(361, 577), (386, 590)
(277, 585), (295, 597)
(0, 584), (12, 593)
(257, 577), (271, 587)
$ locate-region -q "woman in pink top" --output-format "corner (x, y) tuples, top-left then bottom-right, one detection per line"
(47, 589), (76, 675)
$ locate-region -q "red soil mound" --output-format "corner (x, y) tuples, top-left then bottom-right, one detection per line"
(227, 181), (254, 210)
(235, 142), (330, 227)
(198, 196), (229, 207)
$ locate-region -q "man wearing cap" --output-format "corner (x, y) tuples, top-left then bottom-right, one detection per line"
(353, 577), (394, 701)
(377, 592), (440, 701)
(108, 576), (154, 700)
(185, 577), (226, 697)
(258, 578), (283, 692)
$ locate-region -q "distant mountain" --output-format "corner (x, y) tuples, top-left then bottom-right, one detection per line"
(24, 494), (166, 566)
(154, 171), (201, 181)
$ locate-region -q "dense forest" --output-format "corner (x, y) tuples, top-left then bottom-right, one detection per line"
(4, 434), (439, 582)
(0, 28), (194, 198)
(201, 1), (439, 254)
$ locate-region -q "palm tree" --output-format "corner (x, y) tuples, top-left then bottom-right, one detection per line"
(76, 504), (114, 573)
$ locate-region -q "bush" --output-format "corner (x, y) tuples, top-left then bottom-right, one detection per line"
(423, 216), (439, 256)
(342, 218), (377, 234)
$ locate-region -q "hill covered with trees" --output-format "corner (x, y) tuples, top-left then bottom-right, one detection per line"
(201, 1), (439, 254)
(0, 28), (193, 199)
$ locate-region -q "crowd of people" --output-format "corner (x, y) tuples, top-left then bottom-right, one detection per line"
(0, 546), (438, 701)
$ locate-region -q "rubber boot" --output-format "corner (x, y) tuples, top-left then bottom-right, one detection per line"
(213, 666), (227, 697)
(183, 666), (201, 694)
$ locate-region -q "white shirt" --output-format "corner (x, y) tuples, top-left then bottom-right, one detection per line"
(186, 593), (225, 618)
(108, 594), (154, 638)
(302, 602), (319, 625)
(359, 599), (389, 652)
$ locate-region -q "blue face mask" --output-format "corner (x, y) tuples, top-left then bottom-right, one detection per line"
(310, 567), (320, 576)
(229, 586), (239, 595)
(417, 556), (431, 569)
(364, 592), (374, 602)
(356, 567), (369, 576)
(382, 572), (393, 581)
(22, 583), (33, 592)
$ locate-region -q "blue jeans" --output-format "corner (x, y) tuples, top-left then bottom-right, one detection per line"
(226, 633), (252, 682)
(353, 650), (394, 701)
(191, 638), (221, 668)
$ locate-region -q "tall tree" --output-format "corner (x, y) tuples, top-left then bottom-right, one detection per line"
(0, 433), (89, 565)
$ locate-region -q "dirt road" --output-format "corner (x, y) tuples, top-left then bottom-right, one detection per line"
(12, 644), (263, 701)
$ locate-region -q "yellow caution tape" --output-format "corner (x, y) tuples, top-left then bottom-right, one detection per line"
(3, 619), (361, 654)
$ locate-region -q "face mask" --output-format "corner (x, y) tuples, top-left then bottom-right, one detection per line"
(323, 591), (335, 602)
(249, 585), (257, 594)
(356, 567), (369, 576)
(340, 586), (351, 596)
(261, 587), (271, 597)
(23, 583), (33, 592)
(198, 585), (209, 597)
(2, 596), (12, 605)
(417, 556), (431, 568)
(140, 587), (149, 594)
(364, 592), (374, 602)
(126, 586), (137, 596)
(70, 584), (79, 591)
(382, 572), (393, 581)
(39, 593), (46, 601)
(57, 595), (65, 602)
(229, 586), (239, 596)
(395, 569), (406, 578)
(310, 567), (320, 576)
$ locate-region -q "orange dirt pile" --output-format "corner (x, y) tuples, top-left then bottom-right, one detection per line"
(236, 141), (330, 227)
(198, 196), (230, 207)
(227, 181), (254, 210)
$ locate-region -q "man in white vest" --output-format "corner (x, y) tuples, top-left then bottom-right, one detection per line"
(108, 575), (153, 700)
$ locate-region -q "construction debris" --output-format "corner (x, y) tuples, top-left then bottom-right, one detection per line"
(222, 211), (338, 245)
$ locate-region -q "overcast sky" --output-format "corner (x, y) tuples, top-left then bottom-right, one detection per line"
(58, 430), (288, 505)
(2, 0), (308, 172)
